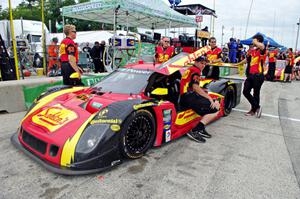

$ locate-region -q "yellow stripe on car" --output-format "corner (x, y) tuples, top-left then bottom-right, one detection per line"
(60, 113), (97, 167)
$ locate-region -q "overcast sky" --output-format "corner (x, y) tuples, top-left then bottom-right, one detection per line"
(161, 0), (300, 49)
(2, 0), (300, 49)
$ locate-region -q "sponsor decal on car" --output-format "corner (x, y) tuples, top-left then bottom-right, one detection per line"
(133, 102), (155, 110)
(165, 130), (171, 142)
(119, 68), (152, 74)
(32, 104), (77, 132)
(111, 124), (121, 132)
(175, 109), (200, 125)
(91, 102), (103, 109)
(90, 118), (122, 125)
(77, 94), (89, 101)
(164, 124), (171, 129)
(96, 108), (109, 118)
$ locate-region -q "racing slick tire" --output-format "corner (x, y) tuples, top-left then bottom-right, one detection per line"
(223, 85), (236, 116)
(119, 109), (156, 159)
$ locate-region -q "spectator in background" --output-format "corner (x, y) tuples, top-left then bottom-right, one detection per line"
(278, 51), (286, 60)
(228, 38), (238, 63)
(237, 39), (243, 62)
(90, 41), (102, 73)
(284, 48), (294, 82)
(294, 51), (300, 80)
(47, 37), (60, 76)
(266, 47), (279, 81)
(99, 41), (106, 73)
(82, 43), (91, 53)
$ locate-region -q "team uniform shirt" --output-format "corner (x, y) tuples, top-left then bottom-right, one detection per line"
(59, 37), (78, 63)
(268, 49), (278, 63)
(180, 65), (201, 95)
(156, 46), (174, 63)
(287, 52), (295, 66)
(207, 47), (222, 61)
(248, 47), (266, 74)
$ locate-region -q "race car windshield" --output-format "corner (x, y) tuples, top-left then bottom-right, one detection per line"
(93, 69), (152, 94)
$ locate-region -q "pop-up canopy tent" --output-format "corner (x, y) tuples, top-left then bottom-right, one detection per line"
(240, 32), (284, 48)
(62, 0), (197, 29)
(173, 4), (217, 17)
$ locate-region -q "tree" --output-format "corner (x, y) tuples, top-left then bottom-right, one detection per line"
(0, 0), (117, 32)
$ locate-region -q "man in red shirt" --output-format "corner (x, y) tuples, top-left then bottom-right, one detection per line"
(266, 47), (279, 81)
(155, 37), (174, 63)
(243, 34), (266, 117)
(180, 56), (220, 143)
(59, 24), (83, 85)
(202, 37), (223, 80)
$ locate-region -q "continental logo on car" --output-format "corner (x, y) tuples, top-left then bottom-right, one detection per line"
(175, 109), (200, 125)
(133, 102), (155, 110)
(32, 104), (78, 132)
(90, 118), (122, 125)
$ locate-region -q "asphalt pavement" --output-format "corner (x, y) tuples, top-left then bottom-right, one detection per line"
(1, 80), (300, 199)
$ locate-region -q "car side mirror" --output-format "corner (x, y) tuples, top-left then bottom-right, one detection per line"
(151, 88), (168, 95)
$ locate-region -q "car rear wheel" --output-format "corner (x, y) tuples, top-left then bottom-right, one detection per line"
(224, 85), (235, 116)
(119, 109), (156, 159)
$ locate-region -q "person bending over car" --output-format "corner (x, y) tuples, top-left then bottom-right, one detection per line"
(180, 56), (220, 143)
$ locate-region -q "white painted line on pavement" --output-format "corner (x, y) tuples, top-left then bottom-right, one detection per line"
(233, 108), (300, 122)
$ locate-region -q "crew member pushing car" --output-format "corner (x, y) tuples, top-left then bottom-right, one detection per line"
(180, 56), (220, 143)
(59, 24), (83, 85)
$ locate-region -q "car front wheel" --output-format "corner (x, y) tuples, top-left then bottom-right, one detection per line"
(119, 109), (156, 159)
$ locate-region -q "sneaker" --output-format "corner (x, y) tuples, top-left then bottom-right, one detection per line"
(198, 128), (212, 138)
(244, 110), (255, 116)
(255, 106), (262, 118)
(187, 130), (206, 143)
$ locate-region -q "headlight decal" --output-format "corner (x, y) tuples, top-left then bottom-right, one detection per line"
(60, 113), (97, 167)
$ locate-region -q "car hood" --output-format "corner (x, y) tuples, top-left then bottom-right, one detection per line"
(21, 88), (138, 147)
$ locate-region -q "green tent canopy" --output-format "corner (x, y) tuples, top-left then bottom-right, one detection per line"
(62, 0), (197, 29)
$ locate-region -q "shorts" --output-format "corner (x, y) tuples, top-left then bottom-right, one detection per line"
(284, 65), (292, 74)
(180, 92), (218, 116)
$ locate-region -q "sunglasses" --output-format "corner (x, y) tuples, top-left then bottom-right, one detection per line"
(164, 40), (170, 43)
(71, 30), (77, 33)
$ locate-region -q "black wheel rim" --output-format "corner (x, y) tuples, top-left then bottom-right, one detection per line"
(225, 89), (234, 112)
(125, 115), (153, 154)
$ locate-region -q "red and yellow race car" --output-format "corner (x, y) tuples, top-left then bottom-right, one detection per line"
(11, 48), (242, 175)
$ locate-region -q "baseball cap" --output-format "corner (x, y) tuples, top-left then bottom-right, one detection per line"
(195, 55), (207, 62)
